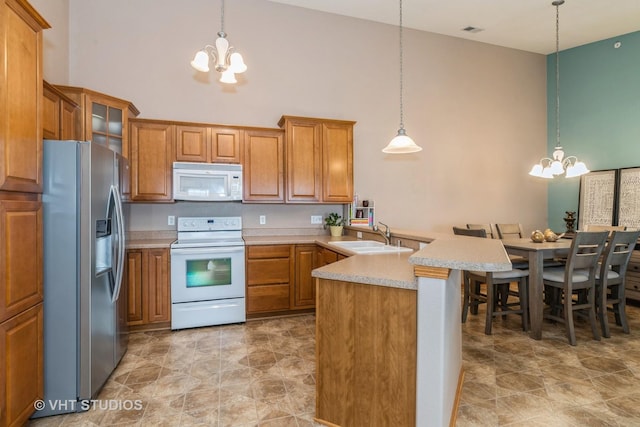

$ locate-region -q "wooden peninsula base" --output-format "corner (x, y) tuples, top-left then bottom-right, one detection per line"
(315, 278), (417, 427)
(312, 237), (512, 426)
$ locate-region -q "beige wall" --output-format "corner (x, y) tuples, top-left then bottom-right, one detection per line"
(32, 0), (69, 83)
(37, 0), (550, 234)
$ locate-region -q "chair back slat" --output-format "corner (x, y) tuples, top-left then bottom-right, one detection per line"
(453, 226), (487, 238)
(467, 224), (495, 239)
(496, 223), (524, 239)
(600, 230), (640, 276)
(565, 231), (609, 278)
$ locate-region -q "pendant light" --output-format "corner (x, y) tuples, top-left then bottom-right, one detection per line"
(190, 0), (247, 84)
(382, 0), (422, 154)
(529, 0), (588, 178)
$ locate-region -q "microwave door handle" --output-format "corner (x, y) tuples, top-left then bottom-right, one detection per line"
(171, 246), (245, 255)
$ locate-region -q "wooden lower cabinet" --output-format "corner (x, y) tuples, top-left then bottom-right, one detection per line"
(0, 303), (43, 427)
(246, 244), (347, 317)
(293, 245), (317, 309)
(316, 246), (345, 268)
(246, 245), (293, 316)
(126, 248), (171, 330)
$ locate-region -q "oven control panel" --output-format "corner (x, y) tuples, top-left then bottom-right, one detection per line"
(177, 216), (242, 232)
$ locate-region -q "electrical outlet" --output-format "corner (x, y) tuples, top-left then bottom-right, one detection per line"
(357, 231), (362, 239)
(311, 215), (323, 224)
(168, 215), (175, 226)
(259, 215), (266, 225)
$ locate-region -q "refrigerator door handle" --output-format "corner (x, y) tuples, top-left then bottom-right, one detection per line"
(110, 185), (126, 303)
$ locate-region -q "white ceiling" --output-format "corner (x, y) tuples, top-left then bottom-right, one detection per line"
(267, 0), (640, 54)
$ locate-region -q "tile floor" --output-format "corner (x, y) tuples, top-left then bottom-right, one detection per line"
(29, 303), (640, 426)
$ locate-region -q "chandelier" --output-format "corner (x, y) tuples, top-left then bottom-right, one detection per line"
(382, 0), (422, 154)
(190, 0), (247, 84)
(529, 0), (588, 178)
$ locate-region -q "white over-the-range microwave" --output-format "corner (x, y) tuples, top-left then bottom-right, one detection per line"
(173, 162), (243, 201)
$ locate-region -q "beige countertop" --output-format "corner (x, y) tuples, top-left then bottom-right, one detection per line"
(126, 230), (176, 249)
(312, 252), (417, 290)
(126, 227), (512, 290)
(313, 229), (512, 290)
(126, 237), (176, 249)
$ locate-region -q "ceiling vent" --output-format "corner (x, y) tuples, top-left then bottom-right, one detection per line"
(462, 26), (484, 33)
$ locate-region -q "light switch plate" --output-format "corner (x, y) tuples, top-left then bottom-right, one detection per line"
(311, 215), (323, 224)
(259, 215), (266, 225)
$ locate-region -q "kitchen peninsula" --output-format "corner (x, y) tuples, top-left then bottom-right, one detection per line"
(312, 234), (512, 427)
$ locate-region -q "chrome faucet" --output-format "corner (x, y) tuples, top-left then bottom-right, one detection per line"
(373, 221), (391, 245)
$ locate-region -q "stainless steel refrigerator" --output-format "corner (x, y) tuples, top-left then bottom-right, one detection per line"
(33, 140), (127, 417)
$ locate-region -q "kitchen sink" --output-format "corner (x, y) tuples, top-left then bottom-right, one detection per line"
(328, 240), (413, 254)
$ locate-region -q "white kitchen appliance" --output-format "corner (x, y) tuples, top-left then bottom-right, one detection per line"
(170, 216), (246, 329)
(173, 162), (242, 201)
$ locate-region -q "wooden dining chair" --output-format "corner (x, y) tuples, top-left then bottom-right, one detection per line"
(453, 226), (529, 334)
(595, 230), (640, 337)
(542, 231), (609, 345)
(495, 223), (524, 239)
(467, 223), (495, 239)
(585, 224), (626, 234)
(453, 227), (488, 322)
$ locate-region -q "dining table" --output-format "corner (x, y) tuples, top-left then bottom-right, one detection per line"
(501, 237), (573, 340)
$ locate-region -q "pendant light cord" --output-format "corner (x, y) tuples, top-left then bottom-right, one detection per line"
(554, 1), (562, 147)
(399, 0), (405, 130)
(220, 0), (225, 34)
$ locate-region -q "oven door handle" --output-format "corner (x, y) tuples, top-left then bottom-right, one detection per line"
(171, 246), (245, 256)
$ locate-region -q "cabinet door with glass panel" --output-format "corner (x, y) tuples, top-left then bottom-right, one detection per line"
(54, 85), (139, 157)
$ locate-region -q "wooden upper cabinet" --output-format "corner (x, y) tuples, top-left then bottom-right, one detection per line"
(176, 125), (208, 162)
(279, 116), (355, 204)
(281, 117), (322, 203)
(211, 127), (242, 163)
(175, 124), (242, 164)
(0, 0), (50, 193)
(42, 80), (79, 141)
(243, 128), (284, 203)
(322, 121), (354, 202)
(54, 85), (139, 158)
(129, 119), (174, 202)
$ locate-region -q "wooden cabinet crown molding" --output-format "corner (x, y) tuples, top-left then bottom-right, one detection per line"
(6, 0), (50, 30)
(53, 85), (139, 117)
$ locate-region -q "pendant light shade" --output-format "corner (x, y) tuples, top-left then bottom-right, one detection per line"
(529, 0), (588, 178)
(383, 129), (422, 154)
(382, 0), (422, 154)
